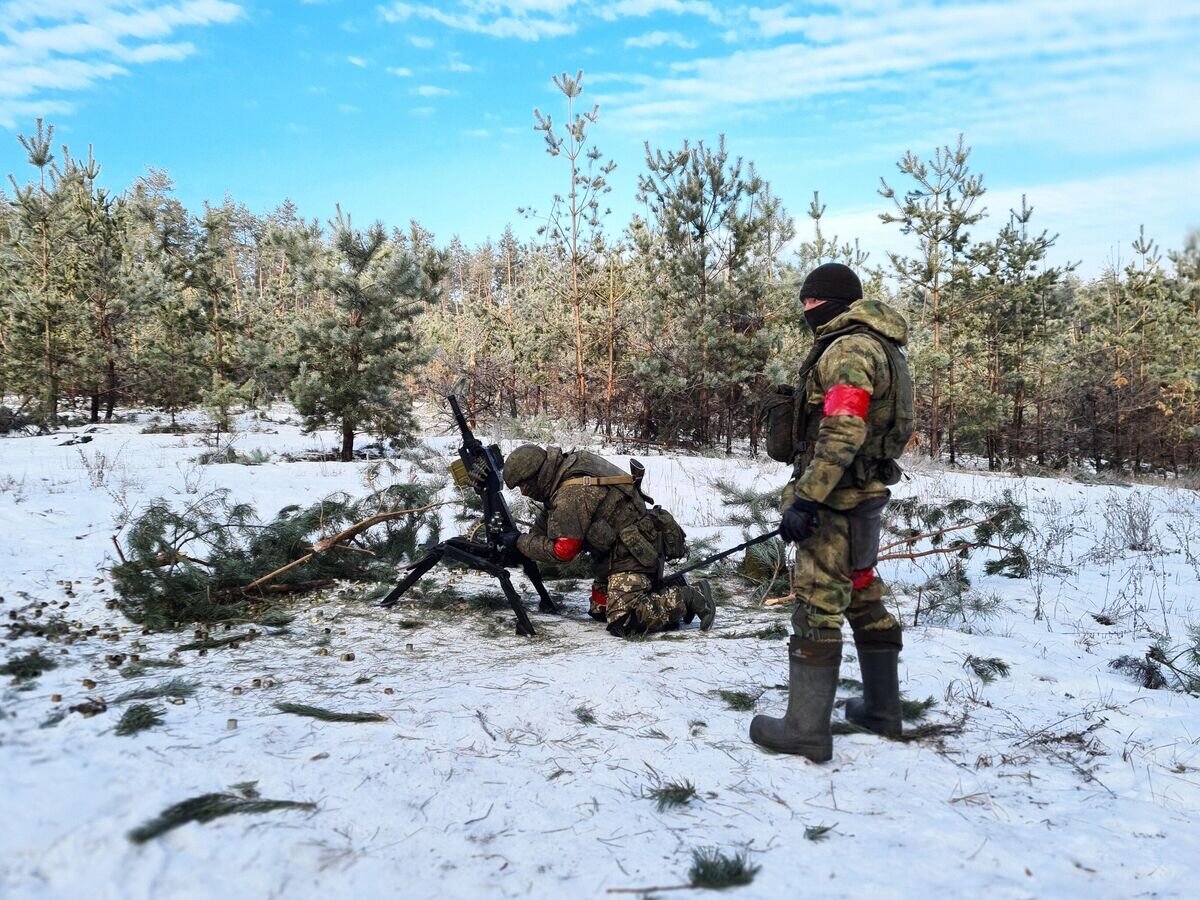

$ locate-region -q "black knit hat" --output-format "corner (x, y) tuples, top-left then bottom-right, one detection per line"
(799, 262), (863, 302)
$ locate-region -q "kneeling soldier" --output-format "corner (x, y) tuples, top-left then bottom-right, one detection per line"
(500, 444), (715, 636)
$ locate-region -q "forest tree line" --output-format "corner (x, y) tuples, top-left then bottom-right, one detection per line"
(2, 94), (1198, 472)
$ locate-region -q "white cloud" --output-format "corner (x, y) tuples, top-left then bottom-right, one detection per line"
(380, 2), (576, 41)
(462, 127), (490, 137)
(822, 159), (1200, 279)
(386, 66), (413, 77)
(0, 0), (244, 127)
(377, 0), (723, 42)
(410, 105), (435, 116)
(347, 55), (368, 67)
(338, 103), (361, 113)
(446, 53), (474, 72)
(408, 35), (434, 48)
(597, 0), (1200, 157)
(412, 84), (454, 97)
(624, 30), (696, 49)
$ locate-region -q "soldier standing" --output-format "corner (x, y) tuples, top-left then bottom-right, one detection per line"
(751, 262), (914, 762)
(499, 444), (715, 636)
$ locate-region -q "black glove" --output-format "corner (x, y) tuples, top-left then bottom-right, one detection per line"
(780, 497), (821, 544)
(499, 530), (523, 564)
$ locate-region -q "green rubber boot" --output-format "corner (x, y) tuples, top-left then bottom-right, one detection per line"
(682, 580), (716, 630)
(845, 644), (902, 738)
(749, 636), (841, 762)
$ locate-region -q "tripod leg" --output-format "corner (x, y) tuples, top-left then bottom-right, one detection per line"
(380, 547), (445, 608)
(497, 569), (536, 637)
(522, 560), (559, 614)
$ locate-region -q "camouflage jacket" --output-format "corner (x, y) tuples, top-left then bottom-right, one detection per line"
(516, 448), (655, 577)
(784, 300), (911, 512)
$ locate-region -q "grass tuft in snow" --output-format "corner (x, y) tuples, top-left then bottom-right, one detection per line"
(274, 702), (387, 723)
(573, 704), (596, 725)
(963, 655), (1011, 683)
(127, 792), (316, 844)
(804, 824), (836, 842)
(901, 696), (936, 722)
(116, 678), (198, 703)
(688, 847), (760, 889)
(716, 689), (763, 711)
(1, 649), (58, 681)
(115, 704), (164, 736)
(645, 779), (697, 811)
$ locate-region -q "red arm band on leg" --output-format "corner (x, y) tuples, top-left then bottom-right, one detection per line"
(824, 384), (871, 419)
(851, 567), (875, 590)
(590, 585), (608, 607)
(553, 538), (584, 562)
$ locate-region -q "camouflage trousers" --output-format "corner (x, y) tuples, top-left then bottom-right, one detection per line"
(605, 572), (686, 636)
(792, 497), (901, 644)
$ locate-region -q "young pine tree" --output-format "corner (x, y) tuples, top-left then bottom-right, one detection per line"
(289, 214), (431, 461)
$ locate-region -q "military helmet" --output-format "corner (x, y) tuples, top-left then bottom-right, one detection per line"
(503, 444), (547, 489)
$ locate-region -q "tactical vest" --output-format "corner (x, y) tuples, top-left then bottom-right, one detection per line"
(556, 452), (687, 565)
(763, 324), (913, 487)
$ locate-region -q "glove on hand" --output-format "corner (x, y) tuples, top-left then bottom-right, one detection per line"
(780, 497), (821, 544)
(499, 530), (523, 564)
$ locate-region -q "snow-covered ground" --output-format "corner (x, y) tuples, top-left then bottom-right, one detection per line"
(2, 406), (1199, 899)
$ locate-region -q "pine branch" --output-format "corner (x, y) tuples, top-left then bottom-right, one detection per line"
(242, 500), (448, 590)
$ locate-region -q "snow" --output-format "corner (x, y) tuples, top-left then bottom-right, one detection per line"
(2, 406), (1200, 899)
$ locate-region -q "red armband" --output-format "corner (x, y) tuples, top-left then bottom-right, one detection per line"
(553, 538), (584, 562)
(851, 567), (875, 590)
(824, 384), (870, 419)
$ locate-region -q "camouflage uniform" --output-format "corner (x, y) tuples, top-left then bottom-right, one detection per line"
(506, 446), (705, 636)
(779, 299), (910, 648)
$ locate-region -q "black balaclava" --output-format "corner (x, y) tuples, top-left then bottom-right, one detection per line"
(800, 262), (863, 331)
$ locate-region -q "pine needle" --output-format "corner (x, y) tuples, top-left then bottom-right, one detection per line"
(716, 689), (762, 711)
(115, 704), (164, 736)
(1, 650), (58, 681)
(128, 792), (316, 844)
(687, 848), (760, 889)
(116, 678), (198, 703)
(645, 780), (697, 812)
(274, 702), (387, 723)
(120, 658), (183, 679)
(573, 704), (597, 725)
(175, 632), (258, 652)
(964, 655), (1010, 683)
(901, 696), (936, 721)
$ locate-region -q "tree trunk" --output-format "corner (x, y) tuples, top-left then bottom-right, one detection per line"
(340, 419), (355, 462)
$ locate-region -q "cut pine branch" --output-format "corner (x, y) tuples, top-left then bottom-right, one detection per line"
(243, 500), (449, 591)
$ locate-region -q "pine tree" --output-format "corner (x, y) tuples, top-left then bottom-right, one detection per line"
(880, 136), (986, 461)
(634, 135), (792, 447)
(289, 212), (432, 461)
(529, 70), (616, 425)
(4, 120), (87, 427)
(962, 197), (1070, 468)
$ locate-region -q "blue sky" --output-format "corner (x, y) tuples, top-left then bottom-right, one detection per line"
(2, 1), (1198, 275)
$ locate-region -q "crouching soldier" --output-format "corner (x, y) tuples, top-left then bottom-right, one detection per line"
(499, 444), (715, 636)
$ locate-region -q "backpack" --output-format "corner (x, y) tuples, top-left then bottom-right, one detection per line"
(761, 325), (913, 467)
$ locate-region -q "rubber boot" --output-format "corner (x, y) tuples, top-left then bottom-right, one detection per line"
(845, 645), (902, 738)
(749, 637), (841, 762)
(682, 580), (716, 630)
